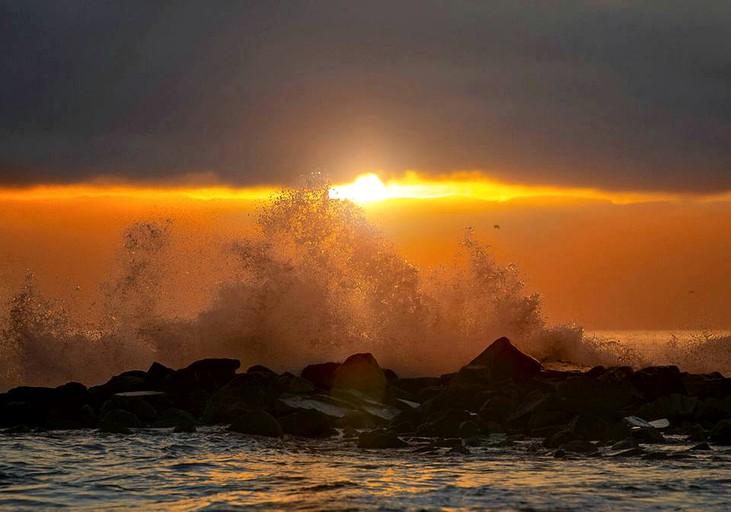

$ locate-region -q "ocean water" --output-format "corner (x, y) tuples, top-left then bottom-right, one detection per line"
(1, 428), (730, 511)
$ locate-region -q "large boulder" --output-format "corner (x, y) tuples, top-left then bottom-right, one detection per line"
(632, 366), (686, 400)
(278, 409), (336, 438)
(682, 373), (731, 399)
(228, 409), (283, 438)
(102, 391), (166, 424)
(99, 409), (141, 433)
(420, 408), (476, 437)
(0, 386), (55, 427)
(184, 358), (241, 391)
(301, 362), (340, 391)
(163, 358), (240, 415)
(89, 371), (147, 401)
(152, 408), (198, 428)
(46, 382), (92, 429)
(478, 395), (519, 424)
(636, 394), (697, 421)
(709, 419), (731, 445)
(456, 337), (542, 384)
(143, 362), (175, 390)
(332, 353), (387, 401)
(202, 372), (278, 424)
(558, 367), (642, 410)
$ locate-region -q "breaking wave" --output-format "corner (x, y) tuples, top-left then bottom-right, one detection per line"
(0, 178), (728, 389)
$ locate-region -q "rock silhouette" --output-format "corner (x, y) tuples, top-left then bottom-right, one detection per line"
(2, 337), (731, 452)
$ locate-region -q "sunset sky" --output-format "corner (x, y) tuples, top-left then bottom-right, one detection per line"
(1, 2), (730, 331)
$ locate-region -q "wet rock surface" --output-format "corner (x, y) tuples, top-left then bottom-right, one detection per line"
(2, 336), (731, 453)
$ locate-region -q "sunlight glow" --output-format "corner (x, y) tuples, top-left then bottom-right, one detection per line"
(329, 173), (390, 203)
(0, 171), (721, 206)
(328, 171), (685, 205)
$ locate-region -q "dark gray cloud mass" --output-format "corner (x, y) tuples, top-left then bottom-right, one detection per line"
(1, 0), (730, 191)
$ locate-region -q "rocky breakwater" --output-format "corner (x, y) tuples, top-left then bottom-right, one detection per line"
(3, 337), (731, 457)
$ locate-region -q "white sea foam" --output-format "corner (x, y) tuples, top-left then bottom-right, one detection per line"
(1, 179), (729, 390)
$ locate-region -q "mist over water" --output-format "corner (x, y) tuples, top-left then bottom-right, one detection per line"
(1, 180), (729, 390)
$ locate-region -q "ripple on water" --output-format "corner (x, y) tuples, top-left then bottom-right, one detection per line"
(1, 431), (731, 511)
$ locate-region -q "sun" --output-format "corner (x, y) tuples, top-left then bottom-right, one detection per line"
(329, 173), (390, 203)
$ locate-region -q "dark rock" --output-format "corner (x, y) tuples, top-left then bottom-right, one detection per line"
(342, 426), (358, 438)
(184, 358), (241, 391)
(709, 419), (731, 445)
(90, 372), (147, 401)
(152, 408), (198, 428)
(632, 366), (686, 400)
(424, 409), (475, 437)
(0, 386), (55, 428)
(571, 414), (613, 441)
(558, 368), (641, 410)
(637, 394), (697, 421)
(610, 438), (639, 451)
(99, 409), (142, 433)
(358, 431), (408, 449)
(301, 362), (340, 391)
(530, 409), (574, 431)
(228, 409), (283, 438)
(682, 373), (731, 399)
(5, 386), (55, 403)
(143, 362), (174, 390)
(78, 404), (97, 427)
(458, 420), (482, 438)
(391, 421), (415, 434)
(694, 397), (731, 423)
(335, 411), (382, 429)
(332, 353), (387, 401)
(161, 359), (240, 414)
(447, 445), (470, 455)
(544, 429), (581, 449)
(247, 365), (278, 376)
(103, 394), (160, 424)
(559, 440), (598, 454)
(458, 337), (542, 384)
(440, 372), (457, 385)
(2, 425), (32, 434)
(689, 442), (711, 451)
(276, 373), (315, 395)
(46, 382), (92, 429)
(202, 373), (277, 424)
(686, 423), (707, 442)
(479, 396), (518, 423)
(278, 409), (335, 438)
(392, 377), (442, 397)
(630, 427), (666, 444)
(173, 421), (197, 433)
(389, 408), (420, 432)
(586, 366), (607, 378)
(419, 385), (487, 416)
(418, 386), (446, 405)
(383, 369), (398, 382)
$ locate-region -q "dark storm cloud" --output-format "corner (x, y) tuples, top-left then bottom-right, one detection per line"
(1, 1), (730, 191)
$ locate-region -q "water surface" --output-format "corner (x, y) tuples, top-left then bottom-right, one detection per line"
(1, 429), (730, 511)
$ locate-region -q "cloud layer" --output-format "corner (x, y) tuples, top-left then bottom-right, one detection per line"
(1, 1), (730, 191)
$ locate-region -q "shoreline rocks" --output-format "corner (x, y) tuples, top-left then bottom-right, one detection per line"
(2, 337), (731, 452)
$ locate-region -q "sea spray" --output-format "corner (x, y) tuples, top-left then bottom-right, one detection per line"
(0, 179), (728, 390)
